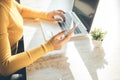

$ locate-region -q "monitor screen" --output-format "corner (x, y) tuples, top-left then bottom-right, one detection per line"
(73, 0), (99, 32)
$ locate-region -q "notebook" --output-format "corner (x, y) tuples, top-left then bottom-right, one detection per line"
(40, 0), (99, 41)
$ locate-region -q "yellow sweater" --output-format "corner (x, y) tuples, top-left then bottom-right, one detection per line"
(0, 0), (54, 76)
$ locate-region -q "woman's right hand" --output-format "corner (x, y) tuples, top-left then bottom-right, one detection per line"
(49, 30), (73, 50)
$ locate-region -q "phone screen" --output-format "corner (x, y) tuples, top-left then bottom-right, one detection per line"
(64, 22), (79, 36)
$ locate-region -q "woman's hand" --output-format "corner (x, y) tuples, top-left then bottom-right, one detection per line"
(49, 30), (73, 50)
(47, 10), (65, 21)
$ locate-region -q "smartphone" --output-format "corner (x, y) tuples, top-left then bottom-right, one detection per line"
(64, 22), (79, 36)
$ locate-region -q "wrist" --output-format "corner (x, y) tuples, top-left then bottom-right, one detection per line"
(39, 12), (49, 20)
(44, 40), (54, 52)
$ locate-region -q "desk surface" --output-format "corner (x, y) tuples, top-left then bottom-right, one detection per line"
(21, 0), (120, 80)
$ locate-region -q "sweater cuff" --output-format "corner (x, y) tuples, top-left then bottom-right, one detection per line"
(44, 40), (54, 53)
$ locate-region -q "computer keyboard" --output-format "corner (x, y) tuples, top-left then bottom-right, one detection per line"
(58, 12), (83, 35)
(40, 11), (88, 41)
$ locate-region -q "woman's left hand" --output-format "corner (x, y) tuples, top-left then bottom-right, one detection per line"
(47, 10), (65, 21)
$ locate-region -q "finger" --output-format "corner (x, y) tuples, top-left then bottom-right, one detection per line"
(57, 10), (65, 14)
(53, 14), (65, 21)
(57, 13), (65, 21)
(53, 11), (65, 21)
(54, 30), (65, 39)
(68, 28), (74, 34)
(56, 10), (65, 20)
(62, 36), (71, 44)
(54, 18), (61, 21)
(48, 18), (60, 21)
(61, 31), (73, 43)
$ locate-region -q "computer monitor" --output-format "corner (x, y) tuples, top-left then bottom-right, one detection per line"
(73, 0), (99, 32)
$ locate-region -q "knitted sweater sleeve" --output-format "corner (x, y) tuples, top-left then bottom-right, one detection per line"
(15, 1), (49, 20)
(0, 4), (54, 76)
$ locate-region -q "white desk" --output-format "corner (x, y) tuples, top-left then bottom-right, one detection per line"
(21, 0), (120, 80)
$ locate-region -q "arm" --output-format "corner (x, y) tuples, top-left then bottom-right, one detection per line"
(0, 6), (54, 76)
(14, 1), (65, 21)
(15, 1), (50, 20)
